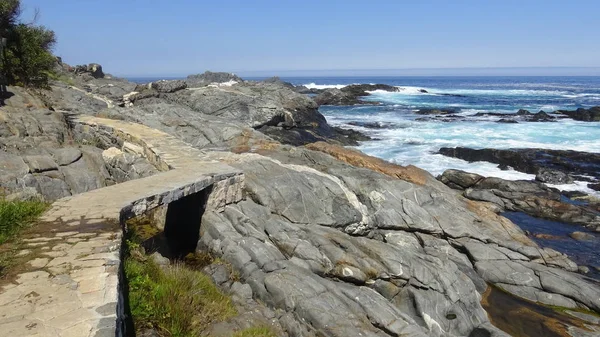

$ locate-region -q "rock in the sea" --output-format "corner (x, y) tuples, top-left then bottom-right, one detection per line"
(497, 118), (518, 124)
(556, 106), (600, 122)
(438, 169), (600, 228)
(415, 108), (458, 115)
(535, 168), (574, 184)
(528, 111), (555, 122)
(588, 182), (600, 191)
(314, 84), (398, 106)
(569, 231), (595, 241)
(438, 147), (600, 184)
(185, 71), (242, 87)
(438, 169), (484, 190)
(313, 88), (362, 106)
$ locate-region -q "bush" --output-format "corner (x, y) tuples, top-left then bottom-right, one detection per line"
(0, 0), (57, 87)
(0, 199), (48, 244)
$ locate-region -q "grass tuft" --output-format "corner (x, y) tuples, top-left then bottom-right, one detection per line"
(0, 199), (48, 245)
(125, 249), (237, 336)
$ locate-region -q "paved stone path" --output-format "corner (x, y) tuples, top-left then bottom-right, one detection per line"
(0, 116), (244, 337)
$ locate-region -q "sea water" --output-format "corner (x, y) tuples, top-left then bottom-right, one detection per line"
(287, 76), (600, 196)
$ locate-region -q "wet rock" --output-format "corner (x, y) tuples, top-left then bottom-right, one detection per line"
(533, 233), (562, 240)
(556, 106), (600, 122)
(497, 118), (518, 123)
(347, 121), (399, 129)
(528, 111), (555, 122)
(569, 231), (595, 241)
(438, 147), (600, 185)
(314, 84), (398, 106)
(415, 108), (458, 115)
(588, 182), (600, 191)
(437, 169), (484, 189)
(438, 169), (600, 228)
(535, 168), (573, 184)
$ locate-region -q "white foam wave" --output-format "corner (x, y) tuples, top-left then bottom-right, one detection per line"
(547, 181), (600, 198)
(303, 83), (349, 90)
(207, 80), (238, 87)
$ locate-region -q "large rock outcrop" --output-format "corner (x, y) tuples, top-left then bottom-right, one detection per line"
(438, 169), (600, 231)
(556, 106), (600, 122)
(314, 84), (399, 105)
(438, 146), (600, 187)
(0, 86), (158, 201)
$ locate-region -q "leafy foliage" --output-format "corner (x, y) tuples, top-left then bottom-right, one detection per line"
(0, 0), (57, 87)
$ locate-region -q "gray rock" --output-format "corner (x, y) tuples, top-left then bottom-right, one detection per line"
(50, 147), (83, 166)
(230, 282), (253, 300)
(535, 168), (573, 184)
(464, 188), (505, 207)
(0, 152), (29, 190)
(150, 252), (169, 266)
(438, 169), (484, 189)
(151, 80), (187, 93)
(186, 71), (242, 87)
(23, 173), (71, 200)
(24, 155), (58, 173)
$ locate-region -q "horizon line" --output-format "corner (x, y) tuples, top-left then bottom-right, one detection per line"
(119, 66), (600, 78)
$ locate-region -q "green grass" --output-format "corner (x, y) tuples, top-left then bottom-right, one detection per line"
(124, 215), (278, 337)
(232, 326), (277, 337)
(125, 249), (238, 336)
(46, 71), (76, 86)
(0, 199), (48, 245)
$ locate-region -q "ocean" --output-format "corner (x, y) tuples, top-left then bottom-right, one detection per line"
(281, 76), (600, 196)
(130, 75), (600, 196)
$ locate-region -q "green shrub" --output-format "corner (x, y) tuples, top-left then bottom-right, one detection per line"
(0, 199), (48, 244)
(1, 0), (57, 87)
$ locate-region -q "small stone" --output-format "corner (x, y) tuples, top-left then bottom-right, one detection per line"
(150, 252), (170, 266)
(578, 266), (590, 274)
(29, 258), (49, 268)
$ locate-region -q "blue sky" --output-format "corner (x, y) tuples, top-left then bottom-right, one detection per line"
(21, 0), (600, 77)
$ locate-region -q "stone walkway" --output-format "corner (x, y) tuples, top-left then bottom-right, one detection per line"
(0, 117), (244, 337)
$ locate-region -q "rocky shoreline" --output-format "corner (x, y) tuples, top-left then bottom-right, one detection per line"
(1, 62), (600, 336)
(438, 147), (600, 191)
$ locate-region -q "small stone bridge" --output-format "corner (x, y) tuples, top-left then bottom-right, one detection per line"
(0, 116), (244, 337)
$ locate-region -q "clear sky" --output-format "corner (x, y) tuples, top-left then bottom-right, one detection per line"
(20, 0), (600, 77)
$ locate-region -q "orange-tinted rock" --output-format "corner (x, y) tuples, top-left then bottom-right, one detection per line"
(305, 141), (428, 185)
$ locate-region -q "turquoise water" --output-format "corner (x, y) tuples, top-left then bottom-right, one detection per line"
(281, 76), (600, 195)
